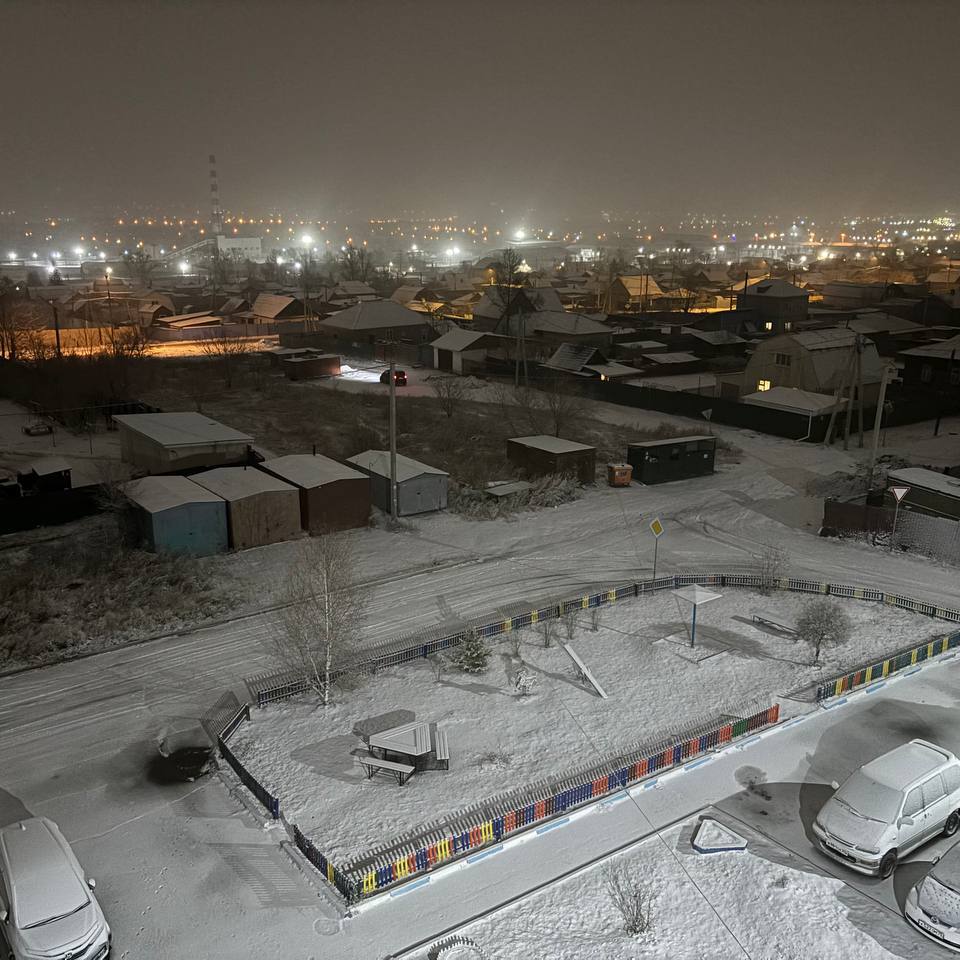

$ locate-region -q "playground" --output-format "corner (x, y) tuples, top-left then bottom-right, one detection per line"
(229, 587), (945, 865)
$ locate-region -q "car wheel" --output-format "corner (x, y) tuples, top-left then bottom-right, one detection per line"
(879, 850), (898, 879)
(946, 811), (960, 837)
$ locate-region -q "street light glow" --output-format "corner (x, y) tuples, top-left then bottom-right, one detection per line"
(514, 229), (525, 240)
(105, 266), (113, 275)
(179, 261), (189, 273)
(74, 246), (85, 257)
(301, 234), (313, 246)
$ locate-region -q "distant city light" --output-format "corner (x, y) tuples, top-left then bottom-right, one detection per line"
(74, 246), (85, 257)
(6, 252), (15, 260)
(179, 261), (189, 273)
(105, 266), (113, 275)
(410, 244), (418, 252)
(513, 229), (525, 240)
(99, 252), (107, 260)
(301, 234), (313, 246)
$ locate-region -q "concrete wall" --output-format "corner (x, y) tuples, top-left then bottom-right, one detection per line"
(148, 501), (229, 557)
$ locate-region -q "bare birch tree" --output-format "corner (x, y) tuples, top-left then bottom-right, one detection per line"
(274, 535), (366, 705)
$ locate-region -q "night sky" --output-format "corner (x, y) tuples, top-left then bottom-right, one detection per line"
(3, 0), (957, 219)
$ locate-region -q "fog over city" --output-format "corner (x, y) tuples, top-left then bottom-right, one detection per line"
(3, 0), (958, 220)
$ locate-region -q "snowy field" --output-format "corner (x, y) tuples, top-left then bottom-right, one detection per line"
(418, 812), (916, 960)
(229, 588), (945, 863)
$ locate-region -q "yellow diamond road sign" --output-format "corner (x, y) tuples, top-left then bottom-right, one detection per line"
(650, 518), (664, 538)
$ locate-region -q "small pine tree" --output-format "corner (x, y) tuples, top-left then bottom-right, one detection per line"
(456, 628), (490, 674)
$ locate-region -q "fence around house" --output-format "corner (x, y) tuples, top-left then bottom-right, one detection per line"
(224, 570), (960, 903)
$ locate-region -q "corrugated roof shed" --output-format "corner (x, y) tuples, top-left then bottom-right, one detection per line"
(346, 450), (448, 482)
(191, 466), (297, 501)
(887, 467), (960, 498)
(124, 474), (224, 513)
(509, 435), (595, 454)
(21, 456), (71, 476)
(111, 413), (253, 447)
(259, 454), (366, 488)
(742, 386), (845, 414)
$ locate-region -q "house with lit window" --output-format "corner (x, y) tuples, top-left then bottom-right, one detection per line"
(736, 278), (809, 333)
(741, 328), (883, 403)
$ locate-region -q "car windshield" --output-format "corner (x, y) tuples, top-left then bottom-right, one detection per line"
(834, 772), (901, 822)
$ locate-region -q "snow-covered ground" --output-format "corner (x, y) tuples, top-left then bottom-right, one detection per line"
(229, 588), (944, 864)
(418, 812), (915, 960)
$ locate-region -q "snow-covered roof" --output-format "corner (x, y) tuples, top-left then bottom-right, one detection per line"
(687, 329), (745, 345)
(887, 467), (960, 500)
(528, 311), (610, 336)
(251, 293), (301, 319)
(20, 456), (71, 476)
(629, 435), (714, 449)
(346, 450), (448, 482)
(642, 351), (699, 364)
(899, 333), (960, 359)
(430, 328), (489, 352)
(509, 435), (595, 455)
(124, 474), (224, 513)
(740, 278), (807, 298)
(322, 300), (428, 331)
(582, 362), (638, 379)
(190, 466), (298, 501)
(259, 454), (367, 488)
(111, 412), (253, 447)
(472, 285), (564, 319)
(742, 386), (845, 415)
(615, 275), (664, 297)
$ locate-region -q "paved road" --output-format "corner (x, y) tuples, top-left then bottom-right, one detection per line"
(2, 463), (959, 958)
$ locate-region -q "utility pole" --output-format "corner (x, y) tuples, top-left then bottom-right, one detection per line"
(934, 348), (956, 437)
(389, 360), (398, 520)
(867, 363), (893, 486)
(49, 299), (61, 358)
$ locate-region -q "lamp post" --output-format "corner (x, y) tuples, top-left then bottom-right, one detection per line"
(102, 266), (113, 345)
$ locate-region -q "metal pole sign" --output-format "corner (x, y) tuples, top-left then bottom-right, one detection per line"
(650, 518), (663, 579)
(889, 485), (910, 552)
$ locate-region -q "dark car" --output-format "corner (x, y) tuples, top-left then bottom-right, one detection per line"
(380, 368), (407, 386)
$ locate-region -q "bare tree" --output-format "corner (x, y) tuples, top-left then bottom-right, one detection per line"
(199, 326), (250, 388)
(340, 243), (374, 281)
(491, 248), (531, 386)
(273, 536), (366, 705)
(540, 618), (557, 648)
(122, 249), (157, 288)
(562, 608), (578, 642)
(590, 606), (602, 631)
(796, 598), (851, 664)
(429, 374), (466, 418)
(604, 862), (655, 937)
(757, 544), (789, 595)
(104, 324), (152, 361)
(541, 376), (581, 438)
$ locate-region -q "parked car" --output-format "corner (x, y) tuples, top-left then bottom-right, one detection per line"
(905, 842), (960, 951)
(379, 368), (407, 386)
(813, 739), (960, 878)
(0, 817), (111, 960)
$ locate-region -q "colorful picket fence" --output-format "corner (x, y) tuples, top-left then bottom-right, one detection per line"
(815, 629), (960, 701)
(230, 571), (960, 902)
(341, 702), (780, 901)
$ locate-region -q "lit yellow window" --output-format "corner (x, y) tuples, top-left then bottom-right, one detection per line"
(758, 379), (772, 392)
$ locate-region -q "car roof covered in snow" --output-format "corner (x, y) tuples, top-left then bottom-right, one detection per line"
(860, 740), (952, 790)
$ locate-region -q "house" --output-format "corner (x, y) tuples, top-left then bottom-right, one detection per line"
(190, 466), (301, 550)
(258, 454), (370, 533)
(897, 334), (960, 393)
(884, 467), (960, 521)
(346, 450), (448, 516)
(336, 280), (378, 300)
(123, 474), (228, 557)
(391, 285), (442, 309)
(741, 328), (884, 402)
(249, 293), (306, 322)
(736, 278), (809, 332)
(605, 275), (664, 313)
(822, 281), (888, 310)
(16, 457), (72, 494)
(138, 302), (173, 325)
(626, 436), (716, 484)
(282, 354), (342, 381)
(318, 300), (433, 346)
(112, 412), (254, 474)
(741, 385), (845, 417)
(506, 435), (596, 483)
(217, 296), (251, 318)
(471, 285), (565, 329)
(431, 328), (499, 373)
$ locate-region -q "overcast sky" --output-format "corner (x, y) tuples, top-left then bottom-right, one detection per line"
(2, 0), (957, 221)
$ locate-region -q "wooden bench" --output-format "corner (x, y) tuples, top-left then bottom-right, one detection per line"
(752, 611), (797, 635)
(358, 755), (415, 786)
(433, 728), (450, 770)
